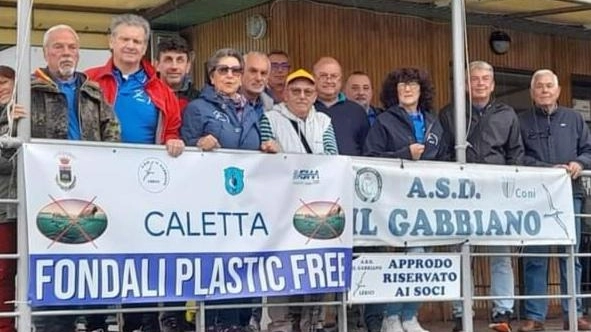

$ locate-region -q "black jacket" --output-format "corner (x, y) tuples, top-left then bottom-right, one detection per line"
(363, 105), (449, 161)
(315, 98), (369, 156)
(519, 106), (591, 197)
(439, 99), (524, 165)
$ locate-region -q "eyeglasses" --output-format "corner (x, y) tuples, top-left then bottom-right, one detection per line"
(288, 87), (315, 97)
(317, 73), (341, 82)
(397, 81), (420, 90)
(215, 65), (243, 76)
(271, 62), (290, 71)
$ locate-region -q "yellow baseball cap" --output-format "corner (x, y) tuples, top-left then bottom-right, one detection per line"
(285, 68), (315, 85)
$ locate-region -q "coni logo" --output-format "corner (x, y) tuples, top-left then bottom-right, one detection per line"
(501, 177), (536, 199)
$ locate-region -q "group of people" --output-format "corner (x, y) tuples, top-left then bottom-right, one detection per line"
(0, 9), (590, 332)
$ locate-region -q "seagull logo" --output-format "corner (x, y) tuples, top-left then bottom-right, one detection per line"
(352, 271), (367, 297)
(542, 183), (569, 239)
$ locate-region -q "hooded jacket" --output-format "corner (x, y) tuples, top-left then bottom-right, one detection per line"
(439, 99), (524, 165)
(31, 68), (120, 141)
(181, 84), (262, 150)
(261, 103), (338, 154)
(85, 58), (180, 144)
(363, 105), (448, 161)
(519, 106), (591, 197)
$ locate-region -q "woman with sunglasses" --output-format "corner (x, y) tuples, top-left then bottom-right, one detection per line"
(180, 49), (263, 332)
(181, 48), (263, 152)
(362, 68), (448, 332)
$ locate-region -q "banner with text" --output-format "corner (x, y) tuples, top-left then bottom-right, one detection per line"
(352, 158), (576, 246)
(24, 142), (353, 306)
(349, 254), (461, 303)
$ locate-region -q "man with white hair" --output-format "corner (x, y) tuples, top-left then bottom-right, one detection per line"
(439, 60), (524, 332)
(31, 24), (120, 141)
(518, 69), (591, 332)
(30, 24), (120, 332)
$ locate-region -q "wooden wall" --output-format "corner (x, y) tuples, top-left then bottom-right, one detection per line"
(186, 0), (591, 110)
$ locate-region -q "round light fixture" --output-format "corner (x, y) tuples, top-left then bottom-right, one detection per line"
(246, 14), (267, 40)
(489, 30), (511, 55)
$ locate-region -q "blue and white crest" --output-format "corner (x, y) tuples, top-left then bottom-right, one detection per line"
(224, 167), (244, 196)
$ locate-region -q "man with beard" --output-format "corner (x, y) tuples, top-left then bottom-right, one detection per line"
(30, 24), (120, 332)
(31, 24), (120, 141)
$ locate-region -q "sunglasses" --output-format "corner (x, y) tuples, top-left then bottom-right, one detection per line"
(215, 65), (243, 76)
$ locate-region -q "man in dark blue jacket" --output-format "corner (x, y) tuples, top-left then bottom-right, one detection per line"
(518, 69), (591, 332)
(313, 57), (369, 156)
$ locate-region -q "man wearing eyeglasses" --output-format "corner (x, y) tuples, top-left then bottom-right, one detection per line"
(517, 69), (591, 332)
(266, 50), (291, 103)
(313, 57), (369, 156)
(439, 61), (524, 332)
(261, 68), (337, 155)
(87, 14), (184, 158)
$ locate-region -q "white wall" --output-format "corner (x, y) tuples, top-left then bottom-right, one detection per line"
(0, 46), (111, 72)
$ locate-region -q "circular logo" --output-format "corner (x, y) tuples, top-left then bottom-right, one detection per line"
(138, 158), (169, 193)
(355, 167), (382, 203)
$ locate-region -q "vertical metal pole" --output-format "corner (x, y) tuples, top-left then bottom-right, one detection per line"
(566, 245), (577, 331)
(452, 0), (467, 164)
(338, 292), (347, 332)
(452, 0), (471, 330)
(15, 0), (32, 330)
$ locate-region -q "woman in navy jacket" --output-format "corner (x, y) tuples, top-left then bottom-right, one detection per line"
(363, 68), (446, 332)
(363, 68), (448, 161)
(181, 48), (262, 151)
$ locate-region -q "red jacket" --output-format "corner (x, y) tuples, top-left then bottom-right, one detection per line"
(85, 58), (180, 144)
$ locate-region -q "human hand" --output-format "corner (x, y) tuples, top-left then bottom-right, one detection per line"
(197, 134), (220, 151)
(409, 143), (425, 160)
(165, 138), (185, 157)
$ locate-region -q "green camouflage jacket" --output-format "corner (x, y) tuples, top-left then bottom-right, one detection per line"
(31, 68), (120, 141)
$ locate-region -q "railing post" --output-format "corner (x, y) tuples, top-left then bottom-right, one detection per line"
(567, 244), (577, 331)
(461, 243), (473, 332)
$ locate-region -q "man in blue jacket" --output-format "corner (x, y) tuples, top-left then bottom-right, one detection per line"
(518, 69), (591, 332)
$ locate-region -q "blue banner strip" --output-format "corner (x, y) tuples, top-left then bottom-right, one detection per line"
(29, 248), (352, 306)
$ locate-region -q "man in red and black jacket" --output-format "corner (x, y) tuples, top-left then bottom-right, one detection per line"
(86, 14), (184, 157)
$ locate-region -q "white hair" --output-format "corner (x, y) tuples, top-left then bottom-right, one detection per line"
(469, 60), (494, 76)
(530, 69), (559, 89)
(43, 25), (79, 48)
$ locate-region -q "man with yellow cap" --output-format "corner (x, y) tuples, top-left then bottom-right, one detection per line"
(260, 68), (338, 155)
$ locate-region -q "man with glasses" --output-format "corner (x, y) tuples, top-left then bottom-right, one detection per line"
(260, 69), (337, 332)
(344, 71), (382, 126)
(87, 14), (184, 158)
(267, 50), (291, 103)
(313, 57), (369, 156)
(261, 68), (337, 154)
(517, 69), (591, 332)
(439, 60), (524, 332)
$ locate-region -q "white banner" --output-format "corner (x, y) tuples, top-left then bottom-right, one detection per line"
(349, 254), (461, 303)
(24, 142), (353, 306)
(352, 158), (576, 246)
